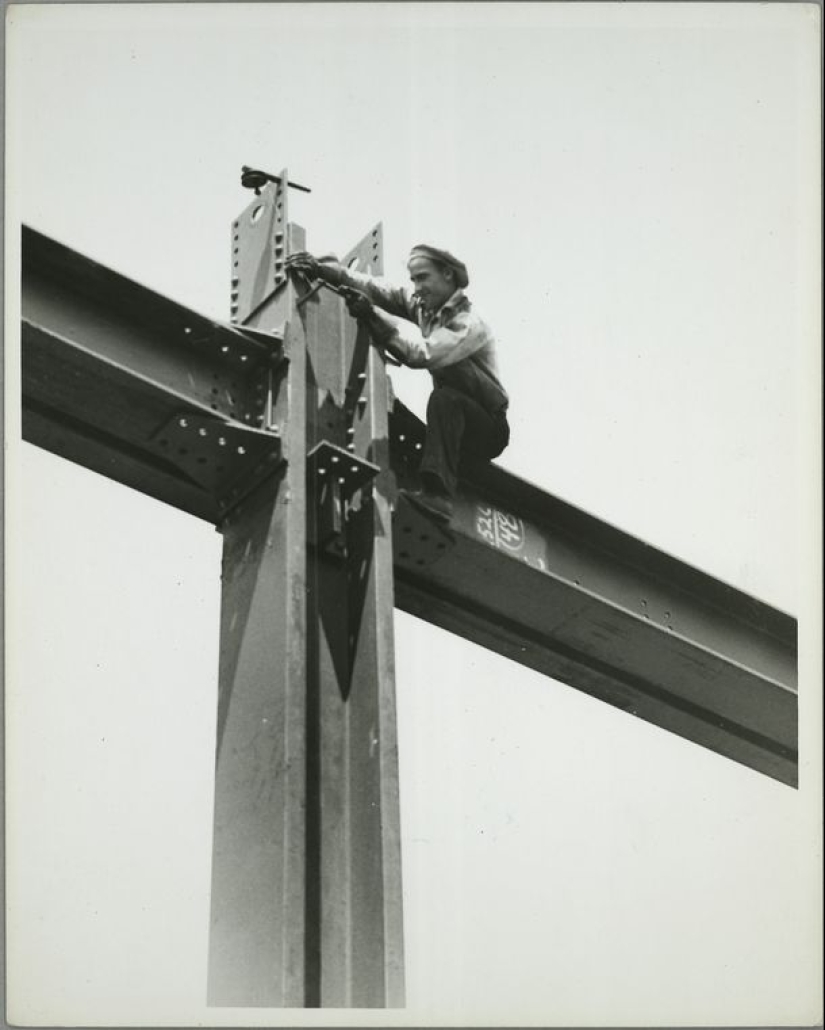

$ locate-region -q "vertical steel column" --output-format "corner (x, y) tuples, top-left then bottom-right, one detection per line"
(208, 174), (308, 1006)
(301, 225), (404, 1006)
(209, 178), (403, 1007)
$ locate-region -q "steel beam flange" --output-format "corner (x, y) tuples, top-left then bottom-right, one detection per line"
(392, 494), (454, 570)
(177, 322), (274, 371)
(152, 412), (282, 499)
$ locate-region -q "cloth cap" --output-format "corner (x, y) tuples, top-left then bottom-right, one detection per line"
(408, 245), (469, 289)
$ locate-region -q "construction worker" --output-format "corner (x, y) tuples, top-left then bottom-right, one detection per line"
(285, 244), (509, 521)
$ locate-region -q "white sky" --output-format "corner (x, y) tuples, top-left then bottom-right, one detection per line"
(4, 3), (822, 1026)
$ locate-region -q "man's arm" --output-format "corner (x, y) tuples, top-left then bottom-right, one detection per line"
(339, 290), (492, 371)
(384, 309), (492, 370)
(286, 252), (416, 322)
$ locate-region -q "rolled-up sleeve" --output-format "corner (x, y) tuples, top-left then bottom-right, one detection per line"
(387, 310), (490, 369)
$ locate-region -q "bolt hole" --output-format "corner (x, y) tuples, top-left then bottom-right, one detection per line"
(158, 439), (168, 448)
(420, 534), (430, 542)
(197, 457), (207, 465)
(178, 448), (188, 456)
(251, 204), (265, 224)
(399, 551), (409, 558)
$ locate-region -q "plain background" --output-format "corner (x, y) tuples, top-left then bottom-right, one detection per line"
(4, 3), (822, 1026)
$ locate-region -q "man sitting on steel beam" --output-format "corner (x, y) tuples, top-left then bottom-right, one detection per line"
(286, 244), (510, 521)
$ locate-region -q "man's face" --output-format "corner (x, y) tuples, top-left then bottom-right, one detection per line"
(408, 257), (455, 313)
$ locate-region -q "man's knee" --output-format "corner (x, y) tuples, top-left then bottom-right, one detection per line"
(427, 386), (466, 416)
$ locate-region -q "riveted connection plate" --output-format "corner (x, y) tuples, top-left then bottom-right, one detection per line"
(392, 493), (454, 570)
(390, 419), (425, 471)
(152, 411), (282, 505)
(231, 172), (289, 324)
(308, 441), (379, 500)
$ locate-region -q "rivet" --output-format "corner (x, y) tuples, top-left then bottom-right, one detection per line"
(218, 437), (226, 446)
(317, 467), (327, 476)
(237, 446), (246, 455)
(198, 427), (208, 437)
(178, 418), (188, 428)
(331, 455), (339, 464)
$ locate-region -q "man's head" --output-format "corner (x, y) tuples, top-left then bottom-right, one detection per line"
(407, 245), (468, 312)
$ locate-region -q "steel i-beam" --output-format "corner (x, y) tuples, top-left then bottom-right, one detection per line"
(388, 407), (798, 788)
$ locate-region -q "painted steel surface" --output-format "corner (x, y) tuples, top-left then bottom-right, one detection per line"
(207, 313), (308, 1007)
(21, 225), (282, 522)
(209, 199), (404, 1007)
(299, 224), (404, 1006)
(390, 404), (798, 787)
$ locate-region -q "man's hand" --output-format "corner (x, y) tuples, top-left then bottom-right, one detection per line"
(339, 286), (374, 320)
(286, 251), (342, 284)
(285, 251), (320, 280)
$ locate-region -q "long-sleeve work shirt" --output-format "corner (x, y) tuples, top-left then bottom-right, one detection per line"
(328, 265), (509, 415)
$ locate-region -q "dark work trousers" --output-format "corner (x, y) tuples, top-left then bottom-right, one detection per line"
(419, 383), (510, 496)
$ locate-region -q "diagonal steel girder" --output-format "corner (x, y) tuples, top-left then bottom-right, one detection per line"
(19, 224), (798, 788)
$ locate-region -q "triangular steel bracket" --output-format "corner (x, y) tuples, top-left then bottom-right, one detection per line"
(151, 411), (283, 509)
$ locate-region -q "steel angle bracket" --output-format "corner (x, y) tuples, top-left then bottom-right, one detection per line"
(152, 411), (284, 513)
(234, 324), (287, 365)
(392, 493), (455, 571)
(308, 441), (380, 558)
